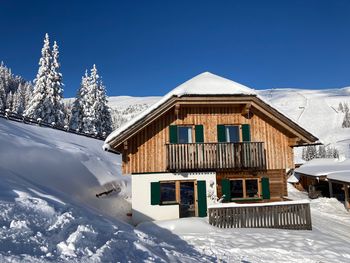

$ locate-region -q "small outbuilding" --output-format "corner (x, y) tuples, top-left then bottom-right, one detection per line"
(294, 158), (350, 210)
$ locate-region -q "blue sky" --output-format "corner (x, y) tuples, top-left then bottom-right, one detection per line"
(1, 0), (350, 98)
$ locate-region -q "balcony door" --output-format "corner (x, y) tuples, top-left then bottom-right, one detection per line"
(225, 125), (240, 143)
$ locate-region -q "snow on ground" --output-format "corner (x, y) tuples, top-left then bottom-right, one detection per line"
(0, 118), (219, 262)
(1, 118), (350, 262)
(0, 118), (131, 223)
(139, 184), (350, 263)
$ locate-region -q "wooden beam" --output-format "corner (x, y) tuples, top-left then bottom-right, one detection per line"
(288, 137), (299, 147)
(328, 181), (333, 198)
(174, 104), (180, 116)
(123, 141), (128, 150)
(241, 103), (252, 115)
(344, 184), (350, 211)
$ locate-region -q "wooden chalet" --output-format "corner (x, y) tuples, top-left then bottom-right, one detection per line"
(104, 72), (318, 224)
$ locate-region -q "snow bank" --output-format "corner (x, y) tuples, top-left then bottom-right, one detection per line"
(0, 119), (223, 262)
(0, 118), (131, 222)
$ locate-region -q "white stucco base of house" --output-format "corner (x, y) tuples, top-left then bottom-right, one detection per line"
(131, 172), (217, 225)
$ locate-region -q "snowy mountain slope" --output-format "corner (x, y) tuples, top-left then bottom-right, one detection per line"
(258, 87), (350, 157)
(0, 118), (218, 262)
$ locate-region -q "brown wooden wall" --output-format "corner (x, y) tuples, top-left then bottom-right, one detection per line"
(119, 105), (295, 174)
(216, 170), (287, 201)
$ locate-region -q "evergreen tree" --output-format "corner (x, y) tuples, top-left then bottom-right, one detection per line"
(69, 65), (112, 136)
(318, 145), (326, 158)
(70, 71), (90, 131)
(24, 33), (54, 122)
(50, 41), (65, 125)
(5, 91), (13, 110)
(0, 78), (5, 111)
(338, 102), (344, 112)
(342, 111), (350, 128)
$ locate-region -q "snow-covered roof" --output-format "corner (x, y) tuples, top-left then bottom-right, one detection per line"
(104, 72), (318, 146)
(295, 158), (350, 183)
(287, 172), (300, 183)
(327, 172), (350, 184)
(105, 72), (256, 144)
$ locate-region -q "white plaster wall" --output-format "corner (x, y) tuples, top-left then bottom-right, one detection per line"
(131, 172), (217, 225)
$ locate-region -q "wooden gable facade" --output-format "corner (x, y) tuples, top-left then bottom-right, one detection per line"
(108, 95), (318, 201)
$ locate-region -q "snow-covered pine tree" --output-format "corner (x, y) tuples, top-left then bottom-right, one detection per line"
(69, 71), (90, 131)
(301, 147), (307, 160)
(5, 91), (13, 111)
(317, 145), (327, 158)
(89, 65), (112, 136)
(338, 102), (344, 112)
(0, 62), (33, 113)
(0, 78), (5, 111)
(24, 33), (54, 122)
(305, 145), (317, 161)
(342, 111), (350, 128)
(70, 65), (112, 136)
(50, 41), (65, 126)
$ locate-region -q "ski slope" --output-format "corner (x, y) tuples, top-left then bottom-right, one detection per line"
(258, 87), (350, 157)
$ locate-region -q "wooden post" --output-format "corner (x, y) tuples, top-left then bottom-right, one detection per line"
(328, 181), (333, 198)
(344, 184), (350, 211)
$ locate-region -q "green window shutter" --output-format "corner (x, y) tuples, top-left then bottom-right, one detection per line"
(169, 125), (178, 144)
(150, 182), (161, 205)
(221, 179), (231, 202)
(262, 177), (270, 199)
(217, 125), (226, 142)
(197, 180), (207, 217)
(195, 125), (204, 143)
(242, 124), (251, 142)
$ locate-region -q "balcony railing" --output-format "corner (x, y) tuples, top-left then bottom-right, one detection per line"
(166, 142), (266, 172)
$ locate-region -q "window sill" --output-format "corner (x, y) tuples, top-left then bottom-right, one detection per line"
(160, 202), (179, 206)
(229, 198), (262, 202)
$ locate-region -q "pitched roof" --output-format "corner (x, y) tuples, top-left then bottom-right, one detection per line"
(104, 72), (318, 148)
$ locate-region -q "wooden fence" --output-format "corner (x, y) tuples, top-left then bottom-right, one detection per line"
(166, 142), (266, 172)
(0, 109), (106, 141)
(208, 201), (312, 230)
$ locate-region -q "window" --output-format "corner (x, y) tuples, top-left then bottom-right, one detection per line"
(160, 182), (176, 204)
(246, 179), (259, 198)
(230, 178), (260, 199)
(230, 179), (244, 198)
(225, 125), (240, 143)
(178, 126), (193, 143)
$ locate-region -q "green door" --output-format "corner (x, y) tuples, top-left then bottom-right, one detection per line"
(197, 180), (207, 217)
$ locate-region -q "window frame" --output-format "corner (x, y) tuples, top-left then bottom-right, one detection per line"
(177, 125), (194, 144)
(159, 181), (177, 205)
(158, 180), (198, 216)
(229, 177), (262, 200)
(224, 125), (242, 143)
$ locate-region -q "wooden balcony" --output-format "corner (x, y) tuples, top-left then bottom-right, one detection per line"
(166, 142), (266, 172)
